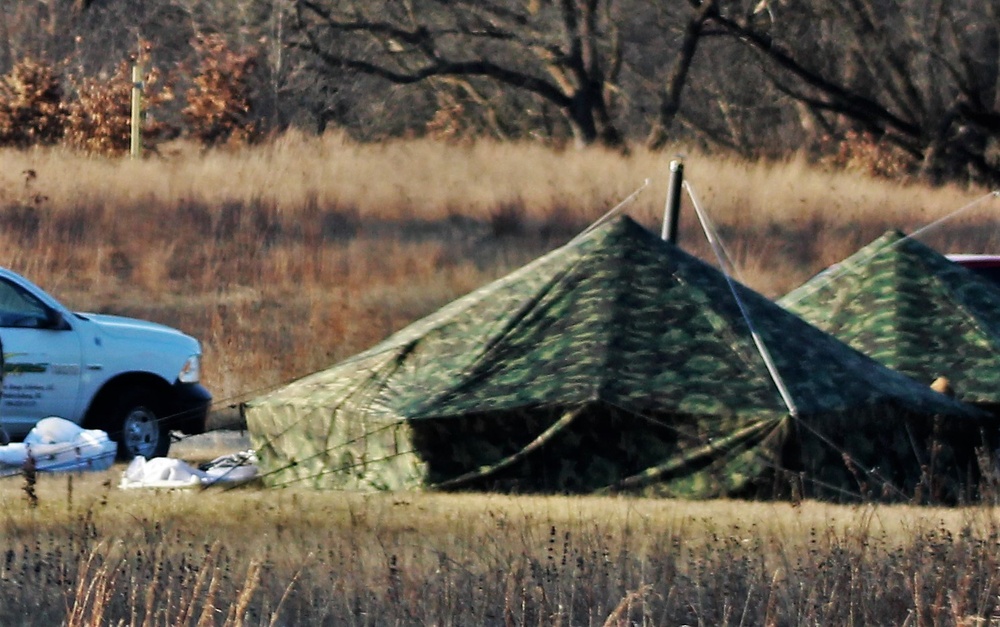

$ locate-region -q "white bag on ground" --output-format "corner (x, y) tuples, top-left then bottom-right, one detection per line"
(120, 456), (206, 488)
(0, 417), (116, 472)
(120, 451), (258, 489)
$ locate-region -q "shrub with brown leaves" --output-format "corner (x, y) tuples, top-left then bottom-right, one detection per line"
(819, 130), (915, 180)
(0, 58), (68, 148)
(182, 34), (260, 147)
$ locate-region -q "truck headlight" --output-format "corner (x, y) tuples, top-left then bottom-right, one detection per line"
(178, 355), (201, 383)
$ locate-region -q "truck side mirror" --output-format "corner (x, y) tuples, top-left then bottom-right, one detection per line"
(44, 308), (69, 330)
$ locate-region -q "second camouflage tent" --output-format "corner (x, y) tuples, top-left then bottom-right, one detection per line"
(780, 230), (1000, 414)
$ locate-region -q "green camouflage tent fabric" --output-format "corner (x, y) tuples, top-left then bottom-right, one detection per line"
(780, 230), (1000, 412)
(245, 217), (993, 502)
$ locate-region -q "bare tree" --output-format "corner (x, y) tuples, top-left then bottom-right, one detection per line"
(287, 0), (626, 148)
(707, 0), (1000, 183)
(646, 0), (718, 149)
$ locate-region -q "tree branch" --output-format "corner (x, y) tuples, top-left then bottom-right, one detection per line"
(709, 12), (922, 141)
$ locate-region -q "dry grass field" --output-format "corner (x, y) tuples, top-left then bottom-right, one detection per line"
(4, 470), (1000, 625)
(1, 134), (1000, 624)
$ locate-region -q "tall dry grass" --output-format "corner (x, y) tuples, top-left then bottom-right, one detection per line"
(3, 471), (1000, 625)
(0, 133), (996, 414)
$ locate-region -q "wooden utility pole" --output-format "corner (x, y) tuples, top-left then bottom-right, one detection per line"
(130, 63), (143, 159)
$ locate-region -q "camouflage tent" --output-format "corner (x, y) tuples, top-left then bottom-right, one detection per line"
(780, 230), (1000, 413)
(245, 217), (991, 502)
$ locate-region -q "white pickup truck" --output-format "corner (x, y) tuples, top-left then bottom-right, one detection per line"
(0, 267), (211, 460)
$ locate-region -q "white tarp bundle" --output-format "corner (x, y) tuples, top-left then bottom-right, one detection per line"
(0, 417), (117, 473)
(119, 450), (258, 489)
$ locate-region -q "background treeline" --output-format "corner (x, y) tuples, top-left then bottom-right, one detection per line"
(4, 0), (1000, 185)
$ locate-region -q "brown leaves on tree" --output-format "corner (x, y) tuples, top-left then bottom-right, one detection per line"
(63, 44), (175, 156)
(0, 35), (260, 155)
(182, 34), (260, 147)
(0, 58), (68, 148)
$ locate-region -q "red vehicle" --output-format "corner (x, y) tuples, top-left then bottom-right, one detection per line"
(947, 254), (1000, 283)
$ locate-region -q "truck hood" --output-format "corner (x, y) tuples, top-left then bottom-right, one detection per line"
(76, 312), (201, 350)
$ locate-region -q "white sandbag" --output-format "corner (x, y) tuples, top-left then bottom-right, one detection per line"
(120, 456), (206, 489)
(120, 451), (259, 489)
(24, 416), (85, 445)
(0, 443), (28, 467)
(0, 417), (116, 473)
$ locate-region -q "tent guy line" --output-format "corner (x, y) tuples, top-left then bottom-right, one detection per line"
(780, 190), (1000, 308)
(572, 178), (650, 241)
(686, 179), (800, 419)
(680, 179), (913, 501)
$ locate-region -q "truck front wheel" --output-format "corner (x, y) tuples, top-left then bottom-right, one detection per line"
(109, 389), (171, 460)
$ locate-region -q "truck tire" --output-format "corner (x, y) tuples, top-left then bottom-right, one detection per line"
(108, 389), (171, 460)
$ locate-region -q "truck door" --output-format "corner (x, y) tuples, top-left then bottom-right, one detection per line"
(0, 278), (83, 438)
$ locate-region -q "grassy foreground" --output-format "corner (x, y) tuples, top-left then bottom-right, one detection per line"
(1, 136), (1000, 624)
(2, 470), (1000, 625)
